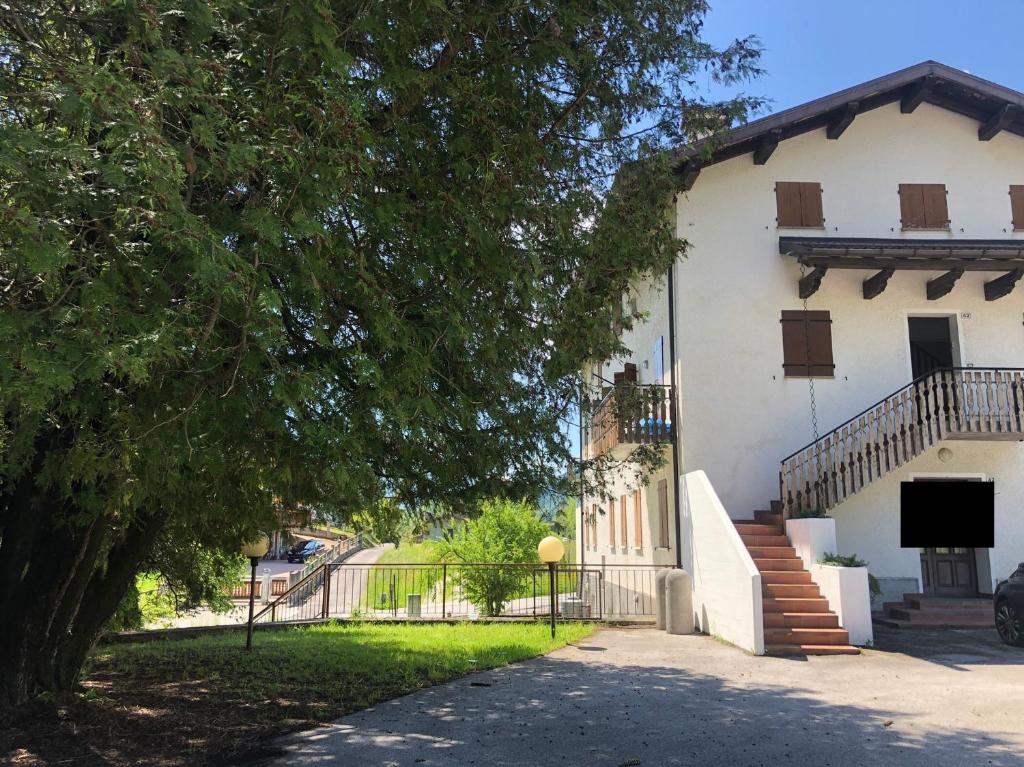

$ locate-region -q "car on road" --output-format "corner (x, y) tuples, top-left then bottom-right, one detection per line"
(286, 539), (325, 563)
(994, 562), (1024, 647)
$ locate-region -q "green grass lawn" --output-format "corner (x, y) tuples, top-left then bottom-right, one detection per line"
(364, 540), (581, 614)
(6, 621), (593, 767)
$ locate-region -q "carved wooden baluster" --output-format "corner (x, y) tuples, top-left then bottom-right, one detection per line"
(998, 371), (1011, 433)
(1013, 373), (1024, 433)
(983, 371), (995, 433)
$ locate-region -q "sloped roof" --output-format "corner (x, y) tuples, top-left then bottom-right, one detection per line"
(674, 61), (1024, 178)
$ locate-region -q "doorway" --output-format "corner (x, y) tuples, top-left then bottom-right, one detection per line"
(920, 547), (978, 597)
(908, 316), (957, 378)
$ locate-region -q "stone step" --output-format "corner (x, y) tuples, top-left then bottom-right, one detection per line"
(763, 597), (832, 613)
(754, 557), (805, 572)
(735, 523), (784, 536)
(764, 583), (822, 599)
(766, 644), (860, 656)
(755, 509), (784, 525)
(760, 570), (813, 585)
(740, 534), (791, 547)
(747, 546), (797, 559)
(876, 610), (993, 627)
(764, 612), (840, 629)
(904, 596), (992, 611)
(765, 627), (851, 646)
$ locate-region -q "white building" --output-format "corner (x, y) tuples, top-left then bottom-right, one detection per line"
(578, 61), (1024, 655)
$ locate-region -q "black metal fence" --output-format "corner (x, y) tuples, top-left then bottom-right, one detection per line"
(253, 563), (669, 625)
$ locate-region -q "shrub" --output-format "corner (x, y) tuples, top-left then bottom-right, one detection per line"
(438, 499), (551, 616)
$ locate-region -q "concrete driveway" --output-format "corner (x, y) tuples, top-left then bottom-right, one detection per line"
(269, 625), (1024, 767)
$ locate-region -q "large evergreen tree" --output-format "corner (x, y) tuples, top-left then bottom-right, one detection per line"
(0, 0), (759, 703)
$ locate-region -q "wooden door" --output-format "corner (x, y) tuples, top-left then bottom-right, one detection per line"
(920, 547), (977, 597)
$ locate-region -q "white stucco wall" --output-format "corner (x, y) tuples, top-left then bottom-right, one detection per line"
(579, 456), (678, 568)
(829, 440), (1024, 592)
(671, 101), (1024, 520)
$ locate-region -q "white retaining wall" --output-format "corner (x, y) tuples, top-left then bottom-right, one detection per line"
(680, 470), (764, 654)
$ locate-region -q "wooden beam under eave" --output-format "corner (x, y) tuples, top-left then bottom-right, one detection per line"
(900, 79), (933, 113)
(680, 160), (701, 191)
(926, 268), (965, 300)
(826, 101), (859, 140)
(862, 267), (895, 299)
(753, 129), (782, 165)
(984, 269), (1024, 300)
(798, 266), (828, 299)
(979, 103), (1017, 141)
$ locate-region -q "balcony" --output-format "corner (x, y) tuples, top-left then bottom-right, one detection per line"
(587, 384), (674, 458)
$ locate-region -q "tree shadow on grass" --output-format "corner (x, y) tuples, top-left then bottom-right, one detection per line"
(1, 625), (588, 767)
(273, 644), (1024, 767)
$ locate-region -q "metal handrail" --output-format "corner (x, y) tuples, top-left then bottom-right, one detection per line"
(251, 534), (363, 622)
(781, 366), (1024, 462)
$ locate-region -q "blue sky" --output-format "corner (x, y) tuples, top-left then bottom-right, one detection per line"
(700, 0), (1024, 114)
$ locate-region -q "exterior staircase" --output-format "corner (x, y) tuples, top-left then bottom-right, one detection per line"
(735, 505), (859, 656)
(875, 593), (994, 628)
(780, 367), (1024, 516)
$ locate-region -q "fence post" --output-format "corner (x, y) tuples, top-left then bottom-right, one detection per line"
(532, 569), (537, 617)
(598, 571), (604, 620)
(321, 564), (330, 619)
(441, 564), (447, 619)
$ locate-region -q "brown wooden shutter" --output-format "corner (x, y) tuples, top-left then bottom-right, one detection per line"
(922, 184), (948, 227)
(781, 310), (834, 377)
(608, 500), (615, 548)
(776, 182), (823, 227)
(775, 182), (803, 226)
(620, 495), (627, 549)
(900, 184), (948, 229)
(1010, 186), (1024, 230)
(899, 184), (926, 228)
(633, 489), (643, 550)
(657, 479), (670, 548)
(799, 182), (823, 226)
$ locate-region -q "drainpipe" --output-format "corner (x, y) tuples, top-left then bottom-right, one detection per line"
(667, 261), (683, 569)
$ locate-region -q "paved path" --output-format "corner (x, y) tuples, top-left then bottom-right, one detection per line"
(270, 626), (1024, 767)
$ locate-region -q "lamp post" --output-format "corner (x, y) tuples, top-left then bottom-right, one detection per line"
(242, 534), (270, 652)
(537, 535), (565, 640)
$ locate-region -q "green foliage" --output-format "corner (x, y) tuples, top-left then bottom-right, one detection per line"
(0, 0), (760, 700)
(818, 552), (868, 568)
(552, 497), (578, 539)
(439, 499), (552, 616)
(791, 506), (828, 519)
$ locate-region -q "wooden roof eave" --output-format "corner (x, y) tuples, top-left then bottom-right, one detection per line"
(672, 61), (1024, 175)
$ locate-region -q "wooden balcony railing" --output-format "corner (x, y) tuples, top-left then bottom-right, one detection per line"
(588, 384), (674, 458)
(781, 367), (1024, 516)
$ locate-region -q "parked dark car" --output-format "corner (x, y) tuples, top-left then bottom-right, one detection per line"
(286, 539), (325, 563)
(994, 562), (1024, 647)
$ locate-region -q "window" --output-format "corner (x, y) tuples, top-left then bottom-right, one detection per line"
(898, 183), (948, 229)
(633, 489), (643, 551)
(620, 495), (628, 549)
(657, 479), (670, 549)
(781, 310), (835, 377)
(608, 500), (616, 549)
(1010, 186), (1024, 230)
(775, 182), (824, 227)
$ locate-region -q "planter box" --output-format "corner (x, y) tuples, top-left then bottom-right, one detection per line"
(787, 517), (873, 646)
(811, 564), (874, 646)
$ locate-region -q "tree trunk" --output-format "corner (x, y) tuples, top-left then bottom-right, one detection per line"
(0, 466), (164, 706)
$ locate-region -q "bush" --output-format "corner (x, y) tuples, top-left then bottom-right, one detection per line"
(438, 499), (551, 616)
(791, 506), (828, 519)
